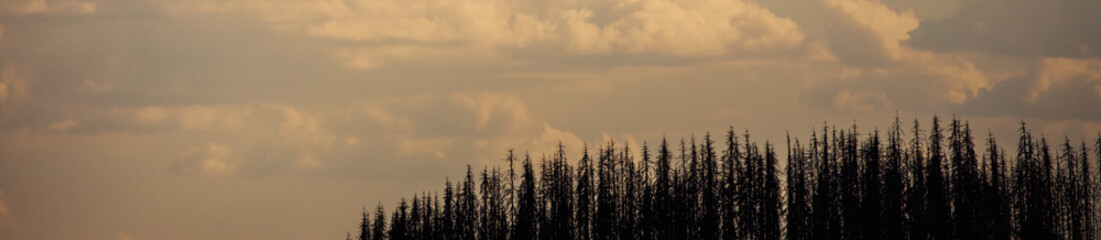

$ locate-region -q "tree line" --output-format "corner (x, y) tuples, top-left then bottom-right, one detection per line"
(346, 116), (1101, 240)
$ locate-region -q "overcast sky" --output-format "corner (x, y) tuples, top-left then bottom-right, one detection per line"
(1, 0), (1100, 239)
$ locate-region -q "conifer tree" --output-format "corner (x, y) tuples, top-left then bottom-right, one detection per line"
(700, 133), (720, 240)
(906, 120), (929, 240)
(513, 154), (537, 240)
(785, 135), (811, 240)
(761, 142), (781, 240)
(721, 128), (741, 240)
(373, 204), (388, 240)
(391, 199), (409, 240)
(458, 166), (478, 240)
(882, 118), (906, 240)
(595, 141), (619, 240)
(410, 195), (421, 240)
(926, 116), (953, 240)
(619, 143), (639, 240)
(442, 180), (455, 240)
(860, 130), (884, 240)
(984, 132), (1011, 240)
(949, 119), (980, 240)
(360, 207), (371, 240)
(812, 126), (842, 240)
(575, 145), (594, 240)
(638, 142), (656, 240)
(655, 137), (674, 240)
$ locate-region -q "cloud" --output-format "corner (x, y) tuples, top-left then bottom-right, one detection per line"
(0, 0), (96, 14)
(117, 232), (134, 240)
(0, 189), (15, 230)
(169, 143), (236, 176)
(0, 62), (29, 104)
(331, 91), (585, 167)
(130, 105), (338, 175)
(176, 0), (807, 68)
(907, 0), (1101, 58)
(820, 0), (918, 65)
(808, 0), (992, 106)
(47, 119), (80, 131)
(134, 107), (168, 124)
(957, 58), (1101, 121)
(1030, 57), (1101, 101)
(833, 90), (890, 112)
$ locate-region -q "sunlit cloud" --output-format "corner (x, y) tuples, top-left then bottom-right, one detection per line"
(1030, 57), (1101, 101)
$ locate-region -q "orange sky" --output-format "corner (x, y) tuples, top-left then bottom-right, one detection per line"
(1, 0), (1100, 239)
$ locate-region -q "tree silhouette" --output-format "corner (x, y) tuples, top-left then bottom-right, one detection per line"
(881, 118), (905, 240)
(347, 116), (1101, 240)
(360, 208), (371, 240)
(373, 204), (387, 240)
(513, 154), (537, 240)
(575, 145), (594, 240)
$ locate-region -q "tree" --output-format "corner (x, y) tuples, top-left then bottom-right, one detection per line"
(595, 141), (619, 240)
(721, 128), (741, 240)
(926, 116), (953, 240)
(860, 130), (884, 240)
(785, 135), (811, 240)
(575, 145), (595, 240)
(881, 118), (906, 240)
(638, 142), (656, 240)
(655, 137), (674, 240)
(949, 118), (980, 240)
(360, 207), (371, 240)
(811, 126), (842, 240)
(442, 180), (455, 240)
(457, 166), (478, 240)
(618, 143), (639, 240)
(984, 132), (1012, 240)
(906, 120), (928, 240)
(700, 133), (720, 240)
(838, 128), (862, 240)
(373, 204), (388, 240)
(391, 199), (409, 240)
(513, 154), (538, 240)
(760, 142), (781, 240)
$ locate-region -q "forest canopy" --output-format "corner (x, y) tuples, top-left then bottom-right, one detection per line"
(347, 116), (1100, 240)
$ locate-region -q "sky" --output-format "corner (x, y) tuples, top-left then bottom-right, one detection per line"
(0, 0), (1100, 239)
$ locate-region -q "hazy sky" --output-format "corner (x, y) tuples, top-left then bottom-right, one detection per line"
(1, 0), (1099, 239)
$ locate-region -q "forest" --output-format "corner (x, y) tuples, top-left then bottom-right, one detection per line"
(345, 116), (1101, 240)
